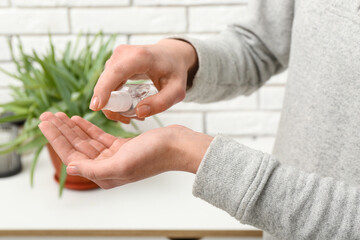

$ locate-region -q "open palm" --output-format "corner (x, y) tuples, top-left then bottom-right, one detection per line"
(40, 112), (127, 163)
(38, 112), (186, 189)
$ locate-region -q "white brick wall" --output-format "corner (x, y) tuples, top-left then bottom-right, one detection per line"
(12, 0), (130, 7)
(0, 0), (287, 153)
(11, 35), (127, 57)
(172, 93), (257, 111)
(0, 88), (13, 104)
(0, 63), (20, 87)
(0, 0), (9, 7)
(259, 87), (285, 110)
(0, 9), (68, 34)
(0, 36), (11, 60)
(71, 8), (187, 34)
(235, 137), (276, 153)
(122, 112), (204, 133)
(207, 112), (281, 136)
(134, 0), (247, 6)
(189, 6), (247, 32)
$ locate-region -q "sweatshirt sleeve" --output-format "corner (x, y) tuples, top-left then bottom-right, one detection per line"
(177, 0), (294, 103)
(194, 135), (360, 239)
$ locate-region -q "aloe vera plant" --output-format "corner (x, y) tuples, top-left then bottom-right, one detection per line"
(0, 33), (139, 197)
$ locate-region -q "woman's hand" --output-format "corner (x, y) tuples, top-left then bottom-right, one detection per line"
(91, 39), (198, 124)
(39, 112), (212, 189)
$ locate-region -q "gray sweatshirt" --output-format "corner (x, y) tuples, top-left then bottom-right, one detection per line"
(180, 0), (360, 239)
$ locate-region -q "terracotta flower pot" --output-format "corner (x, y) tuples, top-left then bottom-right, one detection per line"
(47, 144), (99, 190)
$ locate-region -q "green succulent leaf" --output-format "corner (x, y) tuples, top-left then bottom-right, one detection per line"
(0, 114), (27, 124)
(58, 163), (67, 198)
(17, 135), (47, 154)
(30, 145), (45, 188)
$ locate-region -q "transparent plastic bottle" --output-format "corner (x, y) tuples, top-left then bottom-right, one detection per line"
(102, 82), (158, 117)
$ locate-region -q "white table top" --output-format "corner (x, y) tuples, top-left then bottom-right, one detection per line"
(0, 150), (257, 232)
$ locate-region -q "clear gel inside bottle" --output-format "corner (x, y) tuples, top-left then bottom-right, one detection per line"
(102, 82), (158, 117)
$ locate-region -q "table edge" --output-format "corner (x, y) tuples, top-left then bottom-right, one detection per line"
(0, 230), (263, 237)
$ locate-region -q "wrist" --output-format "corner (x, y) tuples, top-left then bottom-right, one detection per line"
(167, 125), (213, 174)
(188, 134), (213, 174)
(157, 39), (198, 87)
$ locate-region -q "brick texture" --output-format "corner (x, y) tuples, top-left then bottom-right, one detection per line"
(122, 112), (204, 133)
(11, 35), (127, 57)
(134, 0), (247, 6)
(259, 87), (286, 110)
(171, 93), (257, 111)
(189, 6), (247, 32)
(0, 63), (20, 88)
(12, 0), (130, 7)
(235, 137), (276, 153)
(0, 88), (13, 104)
(266, 70), (288, 85)
(0, 9), (68, 34)
(206, 112), (281, 136)
(71, 8), (186, 34)
(129, 35), (168, 45)
(0, 37), (11, 61)
(0, 0), (8, 7)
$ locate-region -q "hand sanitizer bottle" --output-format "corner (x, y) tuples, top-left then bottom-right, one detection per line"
(102, 82), (158, 117)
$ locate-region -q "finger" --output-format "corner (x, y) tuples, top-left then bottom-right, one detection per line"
(102, 110), (131, 124)
(71, 116), (119, 148)
(55, 112), (107, 153)
(129, 73), (149, 80)
(67, 158), (119, 180)
(136, 79), (186, 118)
(54, 112), (88, 139)
(102, 110), (145, 123)
(90, 46), (152, 111)
(91, 179), (128, 190)
(99, 138), (129, 156)
(39, 111), (55, 121)
(40, 112), (100, 159)
(38, 121), (87, 165)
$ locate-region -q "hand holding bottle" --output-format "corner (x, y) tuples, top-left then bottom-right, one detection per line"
(90, 39), (198, 124)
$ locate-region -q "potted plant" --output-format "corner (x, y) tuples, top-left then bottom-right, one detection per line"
(0, 33), (140, 196)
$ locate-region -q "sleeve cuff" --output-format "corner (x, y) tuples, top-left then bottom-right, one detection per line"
(193, 135), (278, 221)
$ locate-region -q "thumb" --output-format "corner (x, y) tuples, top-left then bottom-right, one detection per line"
(67, 159), (116, 181)
(136, 80), (186, 118)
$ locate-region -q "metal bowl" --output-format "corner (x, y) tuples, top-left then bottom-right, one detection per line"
(0, 114), (22, 178)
